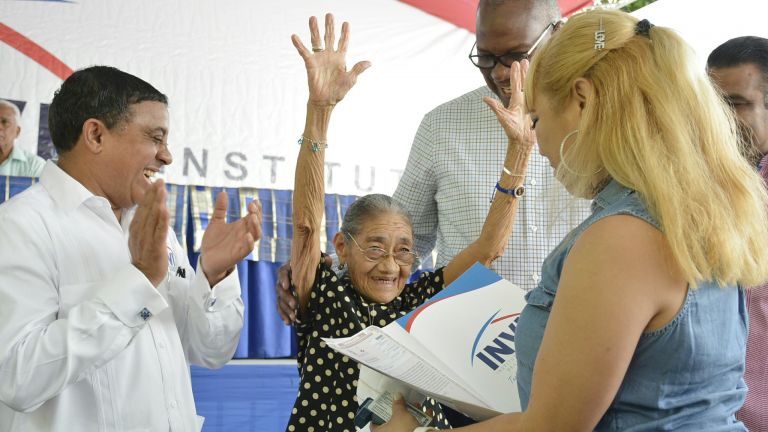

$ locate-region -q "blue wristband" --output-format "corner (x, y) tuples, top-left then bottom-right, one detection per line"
(495, 181), (525, 198)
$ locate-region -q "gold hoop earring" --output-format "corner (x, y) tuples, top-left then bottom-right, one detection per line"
(558, 129), (602, 176)
(558, 129), (580, 176)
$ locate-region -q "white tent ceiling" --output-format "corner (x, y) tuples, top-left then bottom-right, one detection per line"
(633, 0), (768, 66)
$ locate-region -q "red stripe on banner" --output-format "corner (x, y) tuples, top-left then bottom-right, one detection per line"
(0, 23), (73, 80)
(559, 0), (595, 17)
(399, 0), (594, 33)
(400, 0), (478, 32)
(490, 312), (520, 324)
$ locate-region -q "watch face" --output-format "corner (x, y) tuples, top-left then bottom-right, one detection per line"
(514, 185), (526, 197)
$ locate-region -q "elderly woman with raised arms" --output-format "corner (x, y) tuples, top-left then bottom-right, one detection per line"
(286, 13), (535, 432)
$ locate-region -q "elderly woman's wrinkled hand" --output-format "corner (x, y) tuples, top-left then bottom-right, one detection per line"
(291, 13), (371, 107)
(371, 394), (420, 432)
(484, 59), (536, 149)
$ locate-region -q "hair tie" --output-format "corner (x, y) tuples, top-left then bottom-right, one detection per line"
(635, 19), (654, 38)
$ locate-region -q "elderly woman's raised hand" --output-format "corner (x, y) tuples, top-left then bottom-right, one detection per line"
(484, 60), (536, 149)
(291, 14), (371, 107)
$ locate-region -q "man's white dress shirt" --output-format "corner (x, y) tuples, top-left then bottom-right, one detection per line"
(393, 86), (592, 292)
(0, 162), (244, 431)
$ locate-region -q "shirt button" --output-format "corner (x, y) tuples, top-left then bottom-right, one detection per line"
(170, 400), (177, 409)
(532, 272), (541, 283)
(530, 179), (537, 186)
(530, 225), (538, 233)
(207, 298), (218, 312)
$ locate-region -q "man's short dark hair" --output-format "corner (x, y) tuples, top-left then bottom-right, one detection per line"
(478, 0), (561, 22)
(707, 36), (768, 94)
(48, 66), (168, 153)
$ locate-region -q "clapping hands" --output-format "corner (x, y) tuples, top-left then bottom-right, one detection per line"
(200, 192), (262, 286)
(129, 180), (170, 287)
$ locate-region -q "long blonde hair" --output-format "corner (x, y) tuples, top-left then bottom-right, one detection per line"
(525, 9), (768, 287)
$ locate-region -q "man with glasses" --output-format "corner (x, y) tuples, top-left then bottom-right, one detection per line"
(392, 0), (590, 295)
(386, 1), (590, 425)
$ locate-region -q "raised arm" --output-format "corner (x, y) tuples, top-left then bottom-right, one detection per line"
(443, 60), (535, 285)
(290, 14), (370, 316)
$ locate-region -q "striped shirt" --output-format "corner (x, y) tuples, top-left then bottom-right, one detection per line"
(393, 86), (591, 292)
(736, 154), (768, 431)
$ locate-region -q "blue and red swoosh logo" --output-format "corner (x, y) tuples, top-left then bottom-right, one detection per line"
(470, 310), (520, 366)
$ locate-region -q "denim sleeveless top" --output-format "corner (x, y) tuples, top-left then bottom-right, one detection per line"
(514, 180), (748, 431)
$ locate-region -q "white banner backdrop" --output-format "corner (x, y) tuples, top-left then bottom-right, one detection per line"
(0, 0), (484, 195)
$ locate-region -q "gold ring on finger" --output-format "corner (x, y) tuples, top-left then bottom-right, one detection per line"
(312, 47), (324, 52)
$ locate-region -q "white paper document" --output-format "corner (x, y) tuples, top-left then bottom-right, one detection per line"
(322, 263), (529, 421)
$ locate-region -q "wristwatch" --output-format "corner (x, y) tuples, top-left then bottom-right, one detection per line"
(495, 181), (526, 198)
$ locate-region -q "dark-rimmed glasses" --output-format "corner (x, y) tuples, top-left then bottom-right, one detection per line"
(469, 21), (555, 70)
(344, 232), (419, 267)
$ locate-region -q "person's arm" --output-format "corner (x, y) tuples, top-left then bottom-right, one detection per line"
(160, 187), (259, 367)
(378, 215), (685, 432)
(274, 255), (334, 325)
(392, 114), (439, 262)
(0, 183), (170, 412)
(442, 61), (534, 285)
(167, 236), (246, 368)
(289, 13), (370, 317)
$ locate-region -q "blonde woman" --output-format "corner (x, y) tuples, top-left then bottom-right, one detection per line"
(379, 9), (768, 432)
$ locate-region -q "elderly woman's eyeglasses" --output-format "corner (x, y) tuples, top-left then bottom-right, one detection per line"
(468, 22), (555, 70)
(344, 233), (419, 266)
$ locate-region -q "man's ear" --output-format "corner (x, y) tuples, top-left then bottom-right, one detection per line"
(81, 118), (107, 154)
(12, 124), (20, 140)
(332, 232), (347, 266)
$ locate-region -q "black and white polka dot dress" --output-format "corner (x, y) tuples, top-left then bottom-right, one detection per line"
(288, 257), (451, 431)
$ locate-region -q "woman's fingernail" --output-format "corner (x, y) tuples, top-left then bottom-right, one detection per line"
(393, 392), (403, 401)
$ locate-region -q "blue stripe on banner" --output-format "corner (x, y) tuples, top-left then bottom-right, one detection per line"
(191, 185), (211, 252)
(257, 189), (276, 262)
(238, 188), (260, 261)
(9, 176), (35, 200)
(165, 183), (187, 250)
(0, 176), (36, 204)
(323, 193), (358, 255)
(273, 190), (292, 265)
(208, 187), (241, 223)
